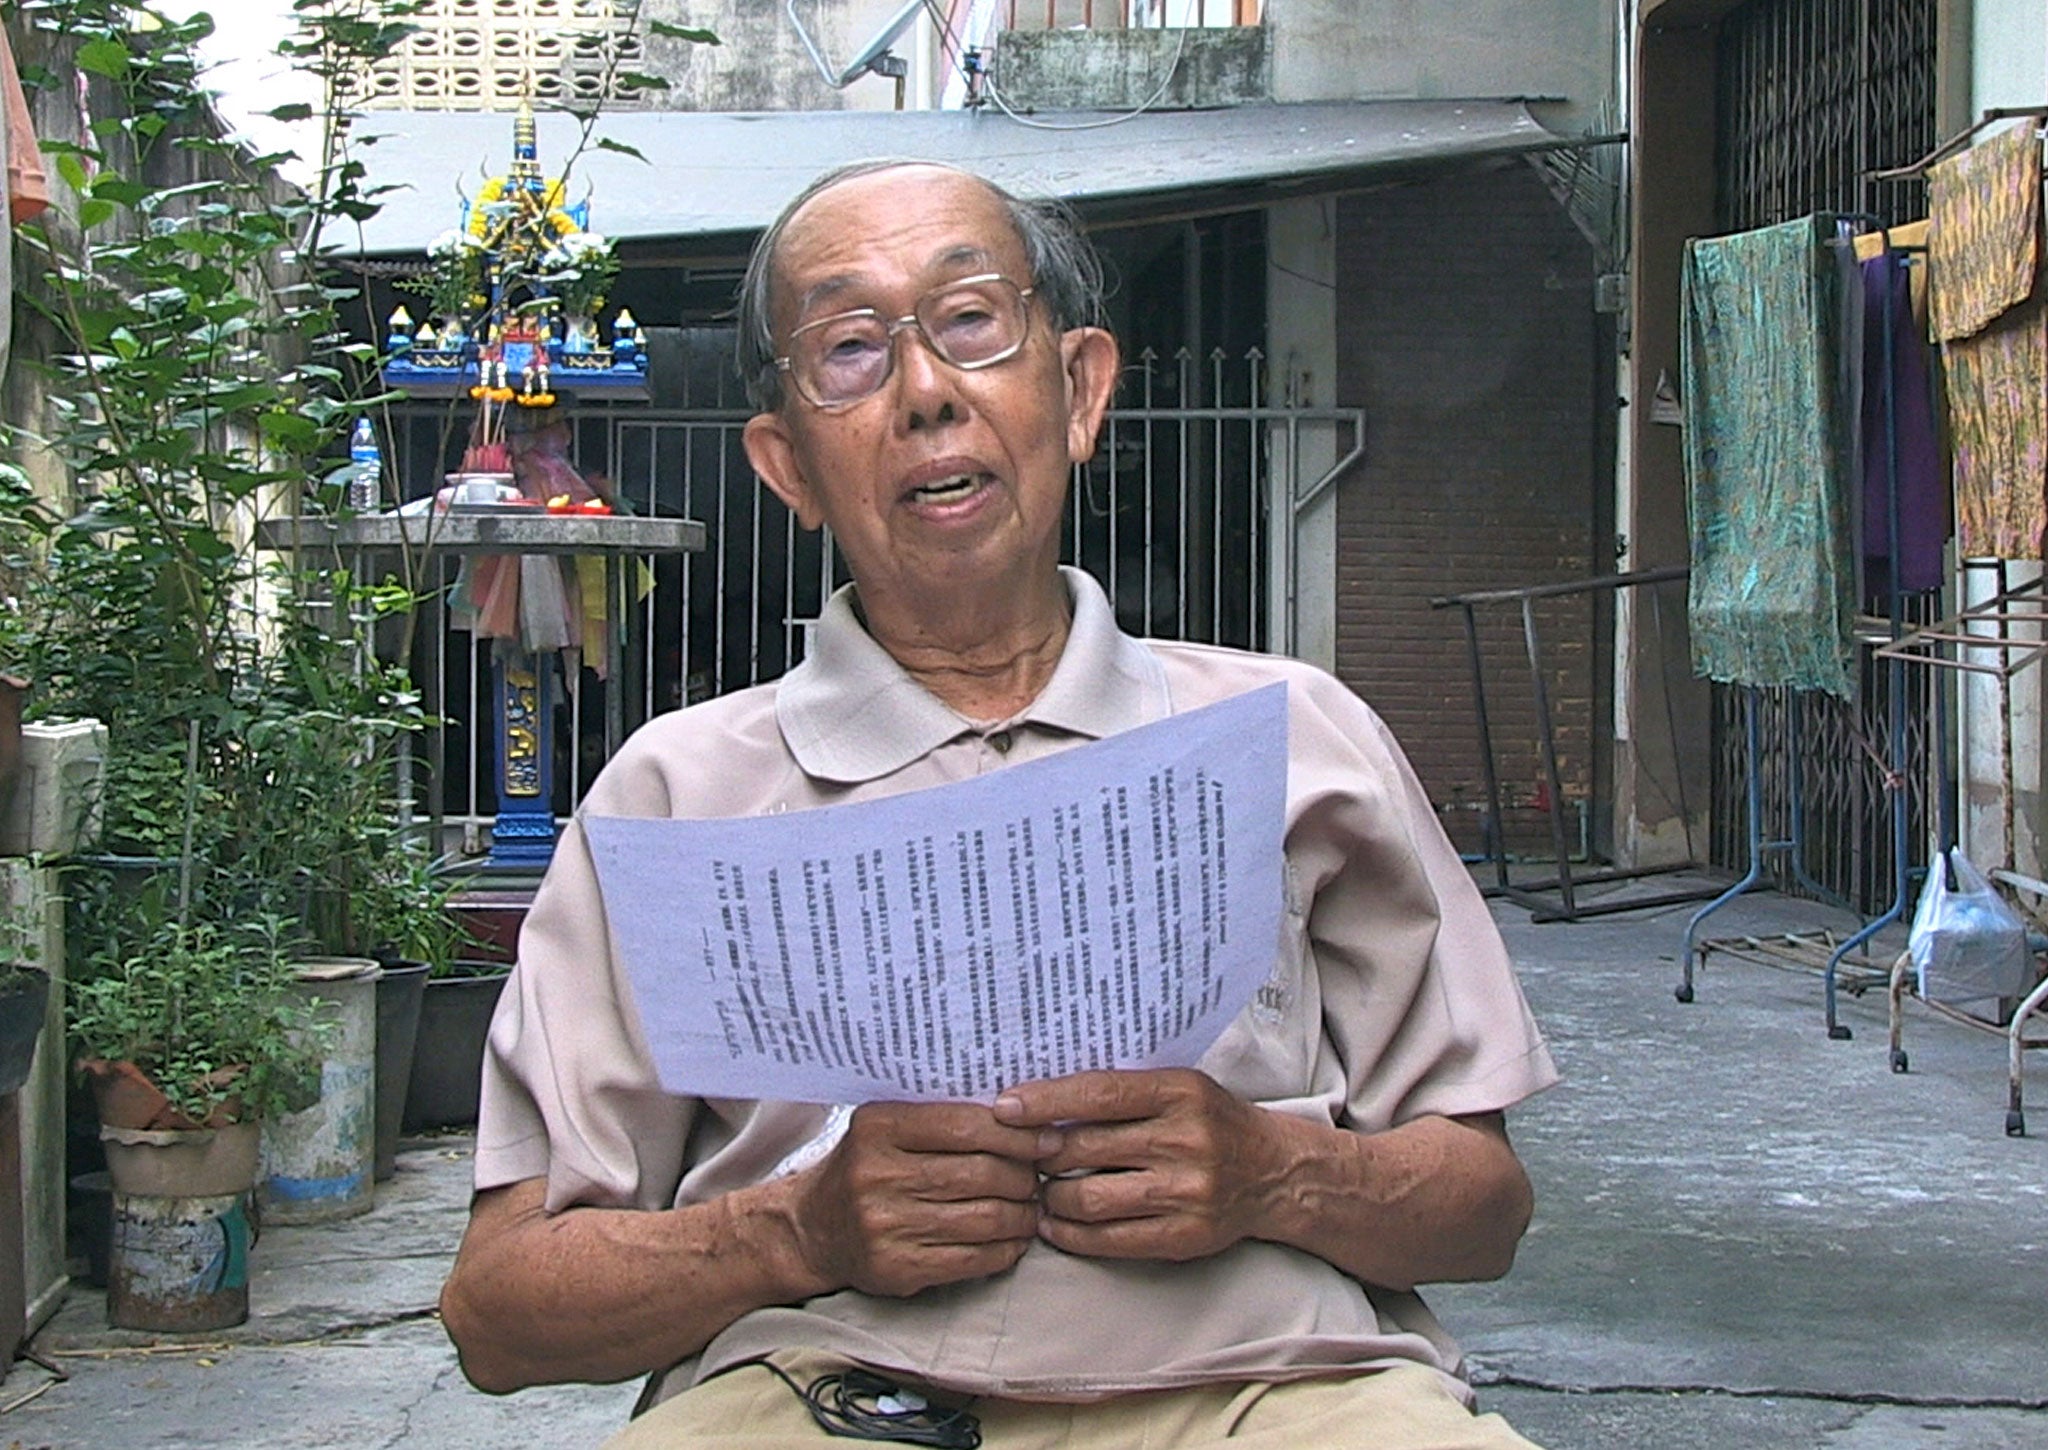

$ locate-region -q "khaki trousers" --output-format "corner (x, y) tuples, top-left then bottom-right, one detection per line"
(602, 1352), (1543, 1450)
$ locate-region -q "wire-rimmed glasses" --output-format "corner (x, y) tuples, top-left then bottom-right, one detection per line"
(775, 274), (1037, 409)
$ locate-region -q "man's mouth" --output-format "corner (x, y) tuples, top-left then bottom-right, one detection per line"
(911, 473), (985, 503)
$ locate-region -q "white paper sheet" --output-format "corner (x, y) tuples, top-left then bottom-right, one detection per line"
(584, 682), (1288, 1104)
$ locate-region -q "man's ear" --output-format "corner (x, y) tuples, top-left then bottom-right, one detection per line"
(1060, 327), (1121, 466)
(744, 412), (823, 530)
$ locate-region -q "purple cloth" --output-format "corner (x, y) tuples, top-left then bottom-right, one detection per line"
(1862, 254), (1946, 595)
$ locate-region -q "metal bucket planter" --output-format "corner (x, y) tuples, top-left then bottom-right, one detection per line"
(259, 959), (380, 1225)
(372, 961), (428, 1180)
(101, 1121), (259, 1333)
(401, 966), (509, 1133)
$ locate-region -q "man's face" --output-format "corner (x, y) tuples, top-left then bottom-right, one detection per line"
(742, 167), (1117, 614)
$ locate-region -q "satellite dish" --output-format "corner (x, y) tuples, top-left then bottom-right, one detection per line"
(788, 0), (929, 88)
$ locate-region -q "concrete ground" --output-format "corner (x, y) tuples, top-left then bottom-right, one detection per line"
(4, 876), (2045, 1448)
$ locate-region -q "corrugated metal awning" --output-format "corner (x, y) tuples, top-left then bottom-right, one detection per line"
(350, 99), (1581, 255)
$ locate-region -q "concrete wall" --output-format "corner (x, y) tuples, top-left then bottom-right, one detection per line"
(994, 26), (1267, 109)
(0, 863), (66, 1334)
(1267, 0), (1617, 134)
(1973, 0), (2047, 113)
(642, 0), (933, 111)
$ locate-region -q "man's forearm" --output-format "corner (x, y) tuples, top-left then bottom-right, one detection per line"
(1253, 1111), (1533, 1291)
(440, 1176), (827, 1394)
(443, 1100), (1049, 1394)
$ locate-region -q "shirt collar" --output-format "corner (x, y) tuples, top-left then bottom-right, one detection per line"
(776, 565), (1170, 784)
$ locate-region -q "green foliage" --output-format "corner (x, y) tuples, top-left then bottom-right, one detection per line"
(2, 0), (451, 1110)
(68, 917), (331, 1125)
(646, 19), (720, 44)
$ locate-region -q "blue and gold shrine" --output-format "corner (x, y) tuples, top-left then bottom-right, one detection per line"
(382, 103), (649, 406)
(379, 104), (662, 871)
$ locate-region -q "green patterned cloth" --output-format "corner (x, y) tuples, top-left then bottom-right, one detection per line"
(1681, 215), (1858, 700)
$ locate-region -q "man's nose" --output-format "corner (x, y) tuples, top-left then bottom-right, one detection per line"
(891, 321), (964, 427)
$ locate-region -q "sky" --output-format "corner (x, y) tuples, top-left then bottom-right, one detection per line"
(158, 0), (324, 183)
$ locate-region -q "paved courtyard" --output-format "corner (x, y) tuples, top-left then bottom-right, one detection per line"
(4, 877), (2044, 1448)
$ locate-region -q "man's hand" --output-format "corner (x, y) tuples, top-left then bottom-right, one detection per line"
(993, 1068), (1286, 1262)
(995, 1070), (1536, 1290)
(790, 1101), (1055, 1297)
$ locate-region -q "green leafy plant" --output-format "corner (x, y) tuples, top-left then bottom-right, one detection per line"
(5, 0), (715, 1110)
(0, 0), (439, 1114)
(69, 919), (331, 1126)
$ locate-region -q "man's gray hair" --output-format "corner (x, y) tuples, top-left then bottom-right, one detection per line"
(735, 159), (1107, 413)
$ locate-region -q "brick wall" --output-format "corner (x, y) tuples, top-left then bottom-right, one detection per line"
(1333, 164), (1605, 856)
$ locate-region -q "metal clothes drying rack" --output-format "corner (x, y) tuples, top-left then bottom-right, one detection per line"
(1890, 868), (2048, 1137)
(1431, 566), (1718, 922)
(1682, 219), (1921, 1028)
(1817, 224), (1926, 1038)
(1812, 103), (2048, 1030)
(1873, 567), (2048, 1135)
(1679, 686), (1866, 1003)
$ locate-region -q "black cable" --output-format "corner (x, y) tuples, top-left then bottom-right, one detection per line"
(756, 1359), (983, 1448)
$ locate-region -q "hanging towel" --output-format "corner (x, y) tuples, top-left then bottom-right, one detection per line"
(1681, 215), (1859, 700)
(1944, 300), (2048, 559)
(1927, 124), (2042, 345)
(1928, 125), (2048, 560)
(1861, 252), (1948, 594)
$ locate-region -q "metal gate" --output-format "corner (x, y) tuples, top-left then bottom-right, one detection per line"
(395, 343), (1359, 835)
(1715, 0), (1939, 232)
(1708, 0), (1940, 912)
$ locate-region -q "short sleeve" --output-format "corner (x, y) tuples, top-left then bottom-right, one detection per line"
(476, 806), (698, 1214)
(1286, 675), (1559, 1133)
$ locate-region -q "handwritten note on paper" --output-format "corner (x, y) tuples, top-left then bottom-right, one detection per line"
(583, 682), (1288, 1104)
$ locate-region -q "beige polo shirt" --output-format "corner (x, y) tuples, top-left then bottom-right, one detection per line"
(476, 566), (1559, 1406)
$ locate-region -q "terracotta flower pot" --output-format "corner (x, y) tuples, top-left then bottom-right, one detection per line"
(79, 1057), (245, 1132)
(100, 1121), (260, 1198)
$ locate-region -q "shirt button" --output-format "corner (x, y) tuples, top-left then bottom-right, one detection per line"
(988, 731), (1013, 755)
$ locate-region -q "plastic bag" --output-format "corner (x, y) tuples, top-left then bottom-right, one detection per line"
(1908, 849), (2033, 1017)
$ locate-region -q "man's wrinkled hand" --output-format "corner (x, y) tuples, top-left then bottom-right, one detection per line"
(791, 1101), (1054, 1298)
(993, 1068), (1288, 1263)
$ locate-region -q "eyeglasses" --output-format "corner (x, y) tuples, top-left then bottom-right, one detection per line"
(775, 274), (1037, 409)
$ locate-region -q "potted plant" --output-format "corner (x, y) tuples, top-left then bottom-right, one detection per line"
(403, 954), (513, 1135)
(350, 847), (473, 1177)
(67, 907), (331, 1333)
(0, 0), (435, 1291)
(71, 921), (325, 1149)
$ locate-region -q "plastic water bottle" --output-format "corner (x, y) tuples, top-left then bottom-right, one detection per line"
(347, 417), (381, 513)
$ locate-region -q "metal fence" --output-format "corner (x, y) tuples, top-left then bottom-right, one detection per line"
(1714, 0), (1938, 232)
(391, 343), (1356, 837)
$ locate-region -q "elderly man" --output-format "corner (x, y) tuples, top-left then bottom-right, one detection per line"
(441, 160), (1558, 1450)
